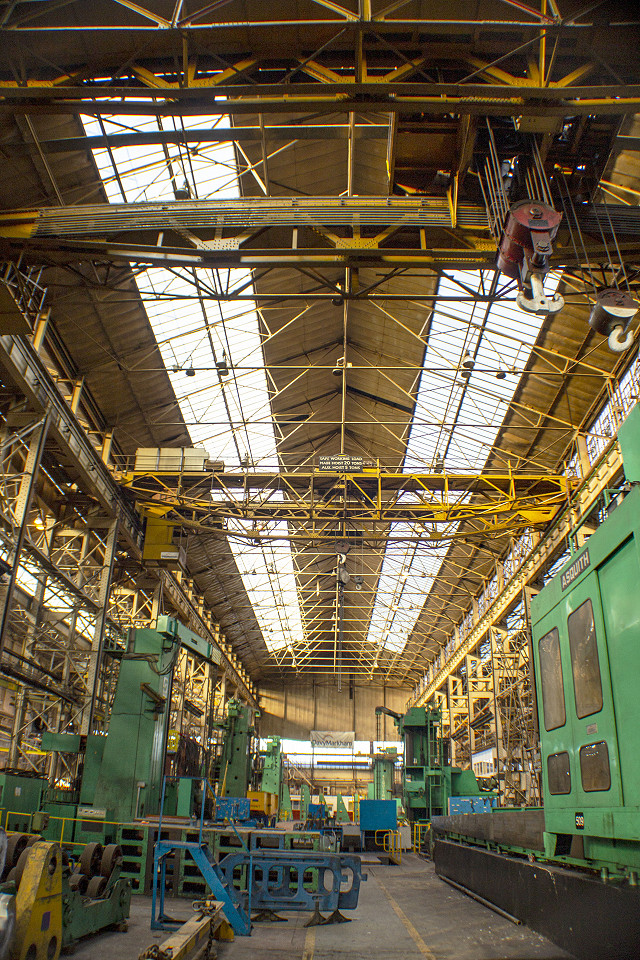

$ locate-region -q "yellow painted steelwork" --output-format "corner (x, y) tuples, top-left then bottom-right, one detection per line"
(13, 842), (62, 960)
(119, 468), (574, 544)
(376, 829), (402, 864)
(247, 790), (279, 818)
(142, 908), (222, 960)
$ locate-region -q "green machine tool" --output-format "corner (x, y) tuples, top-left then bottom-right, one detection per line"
(260, 737), (282, 795)
(300, 783), (311, 820)
(279, 782), (293, 820)
(90, 623), (177, 824)
(376, 705), (490, 823)
(0, 773), (47, 833)
(529, 400), (640, 878)
(214, 699), (256, 797)
(370, 747), (398, 800)
(260, 736), (294, 819)
(41, 617), (218, 840)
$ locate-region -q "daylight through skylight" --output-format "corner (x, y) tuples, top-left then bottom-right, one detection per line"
(82, 110), (303, 654)
(367, 269), (561, 663)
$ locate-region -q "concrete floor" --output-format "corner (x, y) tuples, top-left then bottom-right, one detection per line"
(71, 854), (573, 960)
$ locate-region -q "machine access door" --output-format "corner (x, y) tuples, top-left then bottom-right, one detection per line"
(597, 536), (640, 811)
(562, 572), (623, 813)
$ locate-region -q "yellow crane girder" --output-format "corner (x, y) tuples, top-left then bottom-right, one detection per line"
(117, 467), (574, 544)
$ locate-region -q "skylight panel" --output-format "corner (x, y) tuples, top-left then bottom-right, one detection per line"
(368, 269), (560, 662)
(82, 110), (304, 658)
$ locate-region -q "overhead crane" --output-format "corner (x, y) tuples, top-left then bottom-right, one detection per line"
(1, 197), (639, 276)
(116, 463), (575, 546)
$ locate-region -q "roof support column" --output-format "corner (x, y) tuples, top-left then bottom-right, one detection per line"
(0, 410), (50, 658)
(80, 516), (119, 735)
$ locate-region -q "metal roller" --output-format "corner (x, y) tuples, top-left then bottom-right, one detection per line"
(5, 834), (28, 871)
(13, 849), (30, 890)
(100, 845), (123, 879)
(85, 875), (107, 899)
(68, 872), (89, 895)
(79, 842), (103, 878)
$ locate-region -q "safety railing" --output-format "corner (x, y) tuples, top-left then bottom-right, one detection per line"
(375, 829), (402, 864)
(411, 822), (430, 855)
(2, 809), (122, 848)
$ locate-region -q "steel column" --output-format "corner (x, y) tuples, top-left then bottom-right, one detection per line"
(80, 517), (119, 735)
(0, 411), (50, 657)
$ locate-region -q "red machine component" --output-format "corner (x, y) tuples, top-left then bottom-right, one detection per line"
(497, 200), (562, 279)
(497, 199), (564, 316)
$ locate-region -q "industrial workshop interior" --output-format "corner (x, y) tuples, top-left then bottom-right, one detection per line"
(2, 2), (640, 959)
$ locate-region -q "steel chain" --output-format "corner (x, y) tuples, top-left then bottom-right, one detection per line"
(191, 898), (217, 959)
(138, 946), (174, 960)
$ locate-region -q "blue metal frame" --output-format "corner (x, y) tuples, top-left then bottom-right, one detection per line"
(152, 775), (253, 935)
(218, 850), (367, 913)
(150, 779), (366, 934)
(152, 838), (252, 934)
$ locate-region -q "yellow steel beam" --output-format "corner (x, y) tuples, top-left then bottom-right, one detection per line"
(379, 58), (428, 83)
(118, 468), (574, 541)
(464, 57), (527, 87)
(299, 60), (352, 85)
(552, 62), (595, 88)
(118, 467), (571, 496)
(113, 0), (172, 27)
(309, 0), (360, 20)
(132, 60), (258, 89)
(145, 907), (222, 959)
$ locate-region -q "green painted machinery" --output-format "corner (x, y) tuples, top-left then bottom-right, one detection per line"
(214, 699), (256, 797)
(93, 625), (176, 823)
(376, 705), (489, 823)
(0, 773), (46, 833)
(300, 783), (310, 820)
(371, 747), (397, 800)
(40, 618), (213, 839)
(260, 737), (282, 796)
(530, 402), (640, 878)
(279, 782), (293, 820)
(42, 625), (176, 836)
(336, 794), (351, 823)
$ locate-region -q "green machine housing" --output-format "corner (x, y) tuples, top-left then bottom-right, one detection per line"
(260, 737), (282, 796)
(261, 736), (293, 817)
(40, 617), (217, 842)
(214, 698), (257, 797)
(370, 748), (397, 801)
(0, 773), (47, 832)
(530, 402), (640, 877)
(386, 705), (488, 823)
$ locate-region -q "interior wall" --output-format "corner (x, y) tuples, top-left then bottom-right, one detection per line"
(258, 679), (409, 741)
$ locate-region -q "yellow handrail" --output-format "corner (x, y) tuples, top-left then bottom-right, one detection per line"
(411, 822), (430, 854)
(375, 829), (402, 864)
(4, 809), (123, 848)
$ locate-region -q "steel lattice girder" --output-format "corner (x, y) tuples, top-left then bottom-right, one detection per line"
(119, 468), (574, 542)
(2, 82), (640, 116)
(2, 200), (639, 273)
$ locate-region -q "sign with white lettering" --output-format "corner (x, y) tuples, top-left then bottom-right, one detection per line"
(560, 549), (591, 591)
(318, 456), (363, 472)
(311, 731), (355, 749)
